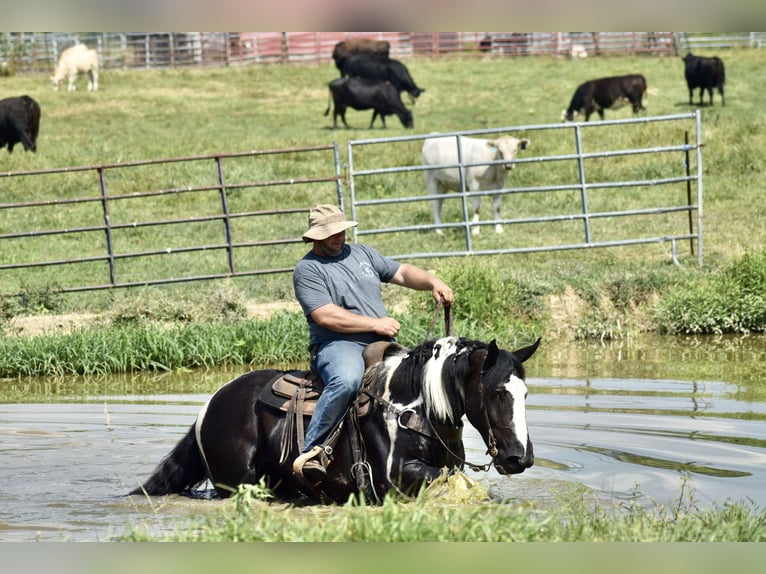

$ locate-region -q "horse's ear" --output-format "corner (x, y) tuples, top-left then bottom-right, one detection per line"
(483, 339), (499, 371)
(513, 337), (541, 364)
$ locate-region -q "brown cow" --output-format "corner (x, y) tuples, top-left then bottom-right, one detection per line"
(332, 38), (390, 75)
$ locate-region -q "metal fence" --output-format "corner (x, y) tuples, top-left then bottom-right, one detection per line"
(0, 32), (688, 74)
(677, 32), (766, 51)
(0, 113), (704, 297)
(0, 146), (342, 294)
(346, 112), (703, 266)
(5, 31), (763, 76)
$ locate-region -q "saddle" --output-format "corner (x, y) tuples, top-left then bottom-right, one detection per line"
(257, 370), (378, 420)
(257, 340), (392, 418)
(257, 341), (393, 468)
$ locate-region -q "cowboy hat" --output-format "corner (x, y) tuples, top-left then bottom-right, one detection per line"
(302, 204), (358, 243)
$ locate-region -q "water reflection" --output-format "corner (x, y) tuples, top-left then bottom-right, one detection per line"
(0, 335), (765, 540)
(464, 336), (766, 509)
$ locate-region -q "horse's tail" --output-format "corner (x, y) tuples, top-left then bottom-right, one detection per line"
(129, 424), (207, 496)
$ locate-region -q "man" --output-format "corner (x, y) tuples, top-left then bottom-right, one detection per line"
(292, 204), (454, 483)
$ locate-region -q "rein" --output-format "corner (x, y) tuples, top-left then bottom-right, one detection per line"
(418, 301), (498, 470)
(361, 301), (500, 474)
(424, 298), (455, 340)
(359, 388), (496, 473)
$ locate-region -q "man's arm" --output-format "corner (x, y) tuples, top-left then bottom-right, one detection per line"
(389, 263), (454, 305)
(310, 304), (401, 337)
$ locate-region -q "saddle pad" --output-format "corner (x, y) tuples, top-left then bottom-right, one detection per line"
(272, 372), (322, 401)
(257, 371), (322, 415)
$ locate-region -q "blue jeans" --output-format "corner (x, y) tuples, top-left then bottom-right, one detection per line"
(302, 339), (369, 453)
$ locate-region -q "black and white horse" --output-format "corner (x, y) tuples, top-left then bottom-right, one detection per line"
(130, 336), (540, 503)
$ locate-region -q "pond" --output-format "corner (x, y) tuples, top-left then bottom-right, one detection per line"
(1, 334), (765, 541)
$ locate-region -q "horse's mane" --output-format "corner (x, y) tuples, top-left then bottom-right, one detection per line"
(384, 337), (487, 425)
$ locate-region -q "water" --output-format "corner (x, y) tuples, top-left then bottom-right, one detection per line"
(464, 376), (766, 508)
(1, 336), (765, 541)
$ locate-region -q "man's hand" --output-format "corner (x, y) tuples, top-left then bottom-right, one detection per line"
(372, 316), (401, 337)
(432, 278), (454, 306)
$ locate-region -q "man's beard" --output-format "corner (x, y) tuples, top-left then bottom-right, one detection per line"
(318, 241), (343, 258)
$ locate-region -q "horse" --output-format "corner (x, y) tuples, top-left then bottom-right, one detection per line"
(129, 335), (540, 503)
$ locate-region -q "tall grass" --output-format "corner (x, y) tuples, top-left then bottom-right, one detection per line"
(656, 249), (766, 334)
(122, 476), (766, 542)
(0, 312), (308, 377)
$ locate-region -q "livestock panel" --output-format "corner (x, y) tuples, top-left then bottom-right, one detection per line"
(0, 145), (343, 296)
(346, 112), (703, 266)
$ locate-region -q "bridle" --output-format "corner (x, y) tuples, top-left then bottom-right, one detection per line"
(363, 300), (500, 472)
(359, 386), (497, 473)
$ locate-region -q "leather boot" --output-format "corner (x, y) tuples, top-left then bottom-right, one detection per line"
(293, 445), (328, 484)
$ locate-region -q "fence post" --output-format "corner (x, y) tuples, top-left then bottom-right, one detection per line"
(694, 109), (704, 266)
(456, 135), (474, 251)
(215, 156), (235, 275)
(280, 32), (289, 64)
(98, 167), (117, 287)
(684, 131), (694, 256)
(573, 124), (592, 244)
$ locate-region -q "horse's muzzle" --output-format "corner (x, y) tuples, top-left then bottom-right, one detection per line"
(494, 441), (534, 475)
(494, 455), (534, 475)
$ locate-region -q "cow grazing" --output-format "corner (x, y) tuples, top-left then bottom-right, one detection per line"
(51, 44), (99, 92)
(325, 77), (413, 129)
(422, 134), (530, 235)
(332, 38), (390, 74)
(340, 54), (424, 101)
(0, 95), (41, 154)
(562, 74), (647, 122)
(682, 53), (725, 106)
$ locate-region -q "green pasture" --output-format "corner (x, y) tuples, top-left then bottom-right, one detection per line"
(1, 49), (765, 344)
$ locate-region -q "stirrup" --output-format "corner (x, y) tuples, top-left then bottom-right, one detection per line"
(293, 445), (329, 484)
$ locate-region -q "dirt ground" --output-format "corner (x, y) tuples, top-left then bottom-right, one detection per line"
(5, 292), (586, 339)
(5, 300), (303, 338)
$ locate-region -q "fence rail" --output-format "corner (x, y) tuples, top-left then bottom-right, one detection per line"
(0, 32), (692, 74)
(1, 113), (703, 298)
(346, 112), (703, 266)
(0, 146), (343, 294)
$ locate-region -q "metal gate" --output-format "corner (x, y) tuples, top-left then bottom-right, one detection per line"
(346, 112), (703, 266)
(1, 145), (342, 294)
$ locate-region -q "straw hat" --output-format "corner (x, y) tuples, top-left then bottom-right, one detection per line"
(302, 204), (358, 243)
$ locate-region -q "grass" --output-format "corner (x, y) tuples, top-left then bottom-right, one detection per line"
(122, 475), (766, 542)
(2, 49), (766, 361)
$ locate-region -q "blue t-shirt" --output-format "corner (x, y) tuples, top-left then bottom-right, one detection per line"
(293, 243), (401, 346)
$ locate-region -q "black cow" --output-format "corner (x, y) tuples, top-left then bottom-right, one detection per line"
(0, 95), (41, 153)
(563, 74), (647, 122)
(332, 38), (390, 75)
(324, 77), (413, 129)
(682, 53), (725, 107)
(339, 54), (424, 101)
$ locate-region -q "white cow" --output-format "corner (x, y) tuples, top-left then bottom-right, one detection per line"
(51, 44), (99, 92)
(422, 134), (530, 235)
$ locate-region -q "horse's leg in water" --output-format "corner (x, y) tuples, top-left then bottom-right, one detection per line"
(197, 373), (274, 497)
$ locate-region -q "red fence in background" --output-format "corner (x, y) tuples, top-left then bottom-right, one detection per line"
(3, 32), (687, 75)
